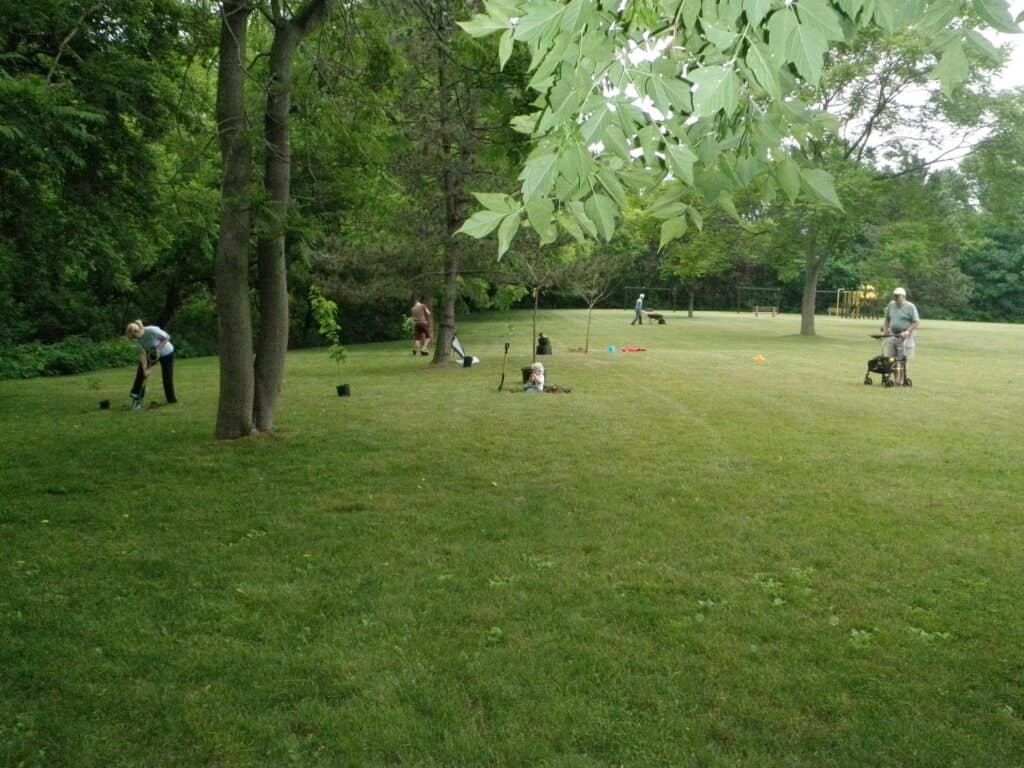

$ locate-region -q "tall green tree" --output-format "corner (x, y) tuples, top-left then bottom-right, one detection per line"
(456, 0), (1018, 335)
(214, 0), (336, 439)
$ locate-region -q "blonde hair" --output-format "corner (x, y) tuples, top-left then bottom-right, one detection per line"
(531, 362), (544, 373)
(126, 320), (144, 337)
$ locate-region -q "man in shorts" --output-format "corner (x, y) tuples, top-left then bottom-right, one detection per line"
(411, 297), (432, 357)
(881, 287), (920, 386)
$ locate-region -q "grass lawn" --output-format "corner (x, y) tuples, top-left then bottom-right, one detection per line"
(2, 309), (1023, 767)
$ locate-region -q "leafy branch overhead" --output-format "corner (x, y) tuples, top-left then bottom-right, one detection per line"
(456, 0), (1019, 257)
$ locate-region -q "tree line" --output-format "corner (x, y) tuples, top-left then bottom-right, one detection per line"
(2, 1), (1022, 430)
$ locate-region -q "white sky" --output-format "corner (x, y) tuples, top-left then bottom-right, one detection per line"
(987, 2), (1024, 91)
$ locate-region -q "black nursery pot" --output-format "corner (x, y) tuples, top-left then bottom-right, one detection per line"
(99, 400), (111, 410)
(521, 367), (533, 384)
(337, 384), (350, 397)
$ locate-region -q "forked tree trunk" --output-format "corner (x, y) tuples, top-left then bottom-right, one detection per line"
(253, 24), (300, 432)
(214, 0), (256, 439)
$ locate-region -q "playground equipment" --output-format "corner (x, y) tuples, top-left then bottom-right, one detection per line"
(833, 285), (880, 319)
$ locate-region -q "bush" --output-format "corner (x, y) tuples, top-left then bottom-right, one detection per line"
(0, 337), (140, 379)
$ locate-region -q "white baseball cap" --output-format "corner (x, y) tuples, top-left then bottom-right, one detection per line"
(893, 287), (906, 296)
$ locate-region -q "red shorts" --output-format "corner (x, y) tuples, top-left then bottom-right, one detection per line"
(414, 321), (431, 342)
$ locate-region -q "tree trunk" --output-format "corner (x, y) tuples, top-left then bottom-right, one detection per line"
(585, 303), (594, 353)
(214, 0), (255, 440)
(531, 287), (539, 363)
(432, 0), (458, 366)
(800, 232), (827, 337)
(253, 24), (300, 432)
(687, 287), (694, 318)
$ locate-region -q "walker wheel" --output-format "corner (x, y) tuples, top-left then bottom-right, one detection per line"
(884, 379), (895, 388)
(904, 378), (912, 387)
(864, 376), (872, 385)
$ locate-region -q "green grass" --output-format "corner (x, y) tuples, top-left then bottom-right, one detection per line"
(2, 310), (1023, 767)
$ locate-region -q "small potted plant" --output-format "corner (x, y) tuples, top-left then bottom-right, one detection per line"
(308, 286), (348, 395)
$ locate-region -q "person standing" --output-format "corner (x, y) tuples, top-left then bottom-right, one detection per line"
(631, 292), (645, 325)
(126, 320), (176, 409)
(410, 298), (433, 356)
(881, 287), (920, 386)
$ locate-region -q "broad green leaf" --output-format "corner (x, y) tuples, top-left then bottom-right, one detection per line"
(584, 193), (618, 241)
(914, 0), (957, 35)
(525, 198), (558, 244)
(458, 14), (510, 37)
(580, 104), (610, 144)
(703, 21), (739, 50)
(835, 0), (864, 19)
(638, 125), (661, 167)
(974, 0), (1020, 33)
(800, 167), (843, 208)
(497, 213), (521, 259)
(932, 38), (969, 96)
(767, 8), (798, 65)
(681, 0), (701, 29)
(651, 202), (687, 220)
(457, 209), (506, 238)
(716, 190), (740, 220)
(689, 66), (740, 116)
(964, 29), (1005, 64)
(777, 157), (801, 202)
(602, 123), (632, 162)
(556, 210), (585, 242)
(513, 1), (565, 43)
(872, 1), (899, 33)
(745, 40), (782, 100)
(568, 200), (598, 239)
(743, 0), (774, 25)
(499, 29), (514, 70)
(660, 216), (688, 249)
(794, 0), (846, 40)
(666, 143), (698, 185)
(789, 15), (830, 82)
(519, 151), (559, 201)
(473, 192), (518, 213)
(596, 166), (628, 209)
(686, 205), (704, 231)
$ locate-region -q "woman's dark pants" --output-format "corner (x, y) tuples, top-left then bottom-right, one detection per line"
(131, 352), (176, 403)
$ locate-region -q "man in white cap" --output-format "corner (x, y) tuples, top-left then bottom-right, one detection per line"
(631, 292), (645, 325)
(881, 287), (920, 386)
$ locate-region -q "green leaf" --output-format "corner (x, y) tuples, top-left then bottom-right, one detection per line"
(602, 123), (632, 162)
(789, 15), (830, 82)
(580, 104), (610, 144)
(974, 0), (1020, 34)
(932, 38), (969, 96)
(745, 41), (782, 100)
(456, 209), (506, 239)
(666, 143), (698, 185)
(716, 190), (740, 220)
(703, 21), (738, 50)
(584, 193), (618, 241)
(743, 0), (774, 25)
(964, 29), (1004, 64)
(568, 200), (598, 239)
(660, 216), (688, 249)
(473, 192), (518, 213)
(513, 1), (565, 43)
(800, 167), (843, 208)
(497, 213), (521, 259)
(914, 0), (957, 35)
(777, 157), (801, 202)
(689, 66), (741, 116)
(499, 29), (515, 70)
(795, 0), (846, 40)
(556, 210), (585, 242)
(519, 151), (559, 201)
(767, 8), (798, 65)
(596, 166), (628, 209)
(458, 14), (509, 38)
(525, 197), (558, 244)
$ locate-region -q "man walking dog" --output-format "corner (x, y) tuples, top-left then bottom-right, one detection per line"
(631, 292), (645, 325)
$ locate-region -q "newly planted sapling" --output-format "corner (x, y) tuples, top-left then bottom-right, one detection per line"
(309, 286), (347, 393)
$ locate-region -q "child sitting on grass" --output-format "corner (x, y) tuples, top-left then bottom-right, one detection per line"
(523, 361), (545, 393)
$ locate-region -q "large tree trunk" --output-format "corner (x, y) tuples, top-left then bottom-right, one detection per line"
(253, 24), (300, 432)
(800, 232), (827, 337)
(214, 0), (256, 439)
(432, 0), (458, 365)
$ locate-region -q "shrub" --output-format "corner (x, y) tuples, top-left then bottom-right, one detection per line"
(0, 337), (141, 379)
